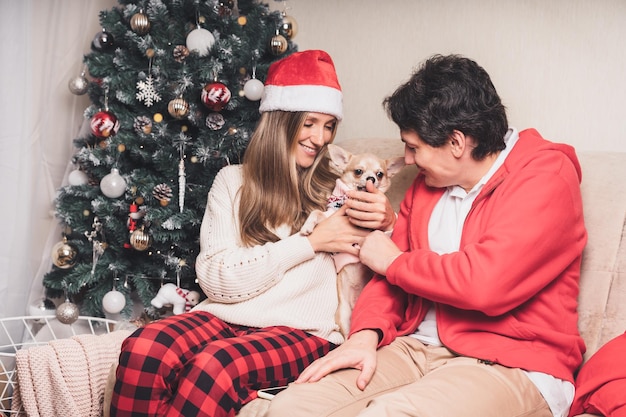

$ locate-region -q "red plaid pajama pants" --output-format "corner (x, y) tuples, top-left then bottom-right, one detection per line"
(110, 311), (335, 417)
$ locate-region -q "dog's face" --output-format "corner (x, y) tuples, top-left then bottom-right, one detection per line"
(327, 144), (405, 192)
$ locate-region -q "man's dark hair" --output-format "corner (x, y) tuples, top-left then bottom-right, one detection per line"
(383, 54), (508, 159)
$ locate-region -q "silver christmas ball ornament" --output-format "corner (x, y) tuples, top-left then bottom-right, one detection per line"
(56, 300), (80, 324)
(102, 289), (126, 314)
(91, 29), (115, 52)
(243, 78), (264, 101)
(68, 74), (89, 95)
(68, 169), (88, 186)
(100, 168), (127, 198)
(186, 28), (215, 57)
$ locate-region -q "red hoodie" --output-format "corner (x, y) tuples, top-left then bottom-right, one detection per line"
(350, 128), (587, 383)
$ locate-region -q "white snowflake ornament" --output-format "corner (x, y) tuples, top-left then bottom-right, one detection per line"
(136, 75), (161, 107)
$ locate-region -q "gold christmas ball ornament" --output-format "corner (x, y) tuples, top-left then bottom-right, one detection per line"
(153, 113), (163, 123)
(146, 48), (155, 59)
(237, 16), (247, 26)
(130, 227), (152, 251)
(168, 97), (190, 119)
(56, 300), (80, 324)
(280, 14), (298, 39)
(269, 33), (288, 55)
(130, 11), (151, 35)
(51, 237), (78, 269)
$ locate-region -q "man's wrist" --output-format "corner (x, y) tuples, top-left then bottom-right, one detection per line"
(351, 328), (383, 345)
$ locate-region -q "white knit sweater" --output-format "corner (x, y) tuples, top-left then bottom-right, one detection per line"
(194, 165), (344, 345)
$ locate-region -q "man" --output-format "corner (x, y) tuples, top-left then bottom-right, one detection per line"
(266, 54), (587, 417)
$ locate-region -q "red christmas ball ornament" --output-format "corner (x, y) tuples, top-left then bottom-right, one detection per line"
(201, 82), (231, 111)
(91, 110), (120, 138)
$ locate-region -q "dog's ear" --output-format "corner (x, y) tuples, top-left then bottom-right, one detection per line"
(327, 144), (352, 172)
(385, 156), (406, 179)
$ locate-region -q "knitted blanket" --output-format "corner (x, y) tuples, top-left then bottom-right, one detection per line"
(11, 329), (132, 417)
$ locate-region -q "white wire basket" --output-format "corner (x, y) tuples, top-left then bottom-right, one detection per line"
(0, 315), (118, 416)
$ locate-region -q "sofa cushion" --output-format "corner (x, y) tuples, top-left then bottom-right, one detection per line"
(569, 332), (626, 417)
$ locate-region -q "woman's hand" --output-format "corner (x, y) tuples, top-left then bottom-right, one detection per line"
(345, 181), (396, 232)
(307, 205), (369, 255)
(295, 329), (380, 390)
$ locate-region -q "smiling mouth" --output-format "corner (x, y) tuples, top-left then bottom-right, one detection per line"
(300, 143), (318, 155)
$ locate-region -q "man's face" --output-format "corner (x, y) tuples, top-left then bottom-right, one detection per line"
(401, 130), (458, 189)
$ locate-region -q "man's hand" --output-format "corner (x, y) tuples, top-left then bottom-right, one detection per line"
(345, 181), (396, 232)
(359, 230), (403, 275)
(296, 329), (380, 390)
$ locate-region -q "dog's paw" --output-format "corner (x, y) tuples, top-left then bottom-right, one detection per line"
(300, 210), (325, 236)
(300, 222), (315, 236)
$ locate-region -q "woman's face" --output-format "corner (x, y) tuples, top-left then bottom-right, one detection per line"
(295, 112), (337, 168)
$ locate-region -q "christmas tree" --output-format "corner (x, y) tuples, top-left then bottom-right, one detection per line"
(43, 0), (299, 322)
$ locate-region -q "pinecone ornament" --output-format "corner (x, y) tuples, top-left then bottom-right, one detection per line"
(173, 45), (189, 63)
(153, 183), (173, 206)
(206, 113), (225, 130)
(133, 115), (153, 134)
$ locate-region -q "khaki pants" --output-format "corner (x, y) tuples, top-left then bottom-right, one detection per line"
(266, 336), (552, 417)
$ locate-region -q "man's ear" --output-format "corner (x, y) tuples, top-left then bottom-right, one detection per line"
(449, 130), (467, 158)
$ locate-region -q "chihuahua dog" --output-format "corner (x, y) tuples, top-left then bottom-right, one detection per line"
(300, 144), (405, 338)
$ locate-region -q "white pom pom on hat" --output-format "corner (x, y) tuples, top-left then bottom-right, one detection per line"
(259, 50), (343, 121)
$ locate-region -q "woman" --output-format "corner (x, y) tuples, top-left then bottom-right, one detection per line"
(110, 50), (396, 417)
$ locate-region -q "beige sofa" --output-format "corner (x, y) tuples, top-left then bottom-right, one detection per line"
(237, 137), (626, 417)
(19, 138), (620, 417)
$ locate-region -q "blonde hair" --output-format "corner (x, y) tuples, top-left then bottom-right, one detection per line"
(239, 111), (339, 246)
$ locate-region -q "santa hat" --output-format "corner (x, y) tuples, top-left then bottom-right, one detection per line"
(259, 50), (343, 120)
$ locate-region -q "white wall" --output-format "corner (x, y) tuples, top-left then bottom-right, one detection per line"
(0, 0), (621, 318)
(269, 0), (626, 152)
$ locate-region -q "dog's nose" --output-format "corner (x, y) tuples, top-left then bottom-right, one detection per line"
(366, 176), (376, 184)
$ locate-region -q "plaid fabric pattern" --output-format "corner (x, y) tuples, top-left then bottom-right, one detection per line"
(110, 311), (334, 417)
